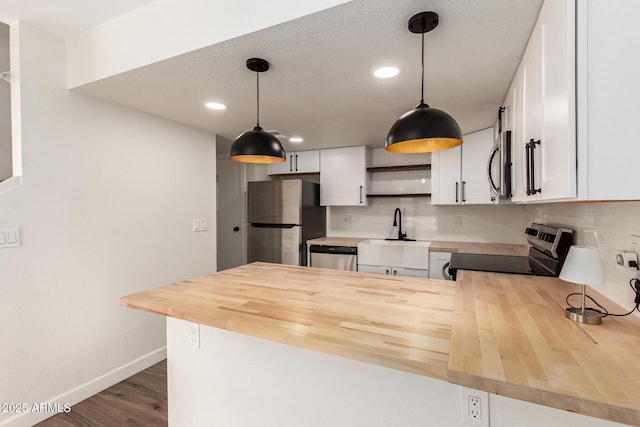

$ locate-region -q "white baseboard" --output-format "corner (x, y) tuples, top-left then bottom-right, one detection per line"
(0, 346), (167, 427)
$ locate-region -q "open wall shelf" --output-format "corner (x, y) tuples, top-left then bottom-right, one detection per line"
(367, 193), (431, 198)
(366, 164), (431, 173)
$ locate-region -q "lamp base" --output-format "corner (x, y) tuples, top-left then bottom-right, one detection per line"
(565, 307), (603, 325)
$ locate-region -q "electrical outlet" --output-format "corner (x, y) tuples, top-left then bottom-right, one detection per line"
(461, 387), (489, 427)
(343, 215), (352, 225)
(189, 322), (200, 348)
(469, 396), (481, 419)
(454, 216), (463, 227)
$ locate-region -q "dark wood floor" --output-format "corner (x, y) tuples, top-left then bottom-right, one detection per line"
(36, 360), (167, 427)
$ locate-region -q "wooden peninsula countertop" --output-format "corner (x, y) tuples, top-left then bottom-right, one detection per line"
(121, 262), (640, 425)
(449, 270), (640, 425)
(122, 262), (455, 380)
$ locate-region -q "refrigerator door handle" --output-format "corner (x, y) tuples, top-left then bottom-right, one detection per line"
(250, 223), (297, 229)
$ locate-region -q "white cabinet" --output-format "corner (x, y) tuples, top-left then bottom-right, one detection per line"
(504, 67), (527, 201)
(431, 128), (494, 205)
(575, 0), (640, 200)
(320, 146), (371, 206)
(508, 0), (577, 202)
(431, 145), (460, 205)
(268, 150), (320, 175)
(428, 252), (452, 280)
(358, 264), (429, 278)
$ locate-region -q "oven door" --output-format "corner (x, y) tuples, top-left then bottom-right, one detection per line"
(487, 130), (512, 201)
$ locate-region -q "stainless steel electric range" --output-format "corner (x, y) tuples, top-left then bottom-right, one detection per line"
(448, 223), (574, 280)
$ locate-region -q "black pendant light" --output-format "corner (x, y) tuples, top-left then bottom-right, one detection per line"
(385, 12), (463, 153)
(230, 58), (286, 163)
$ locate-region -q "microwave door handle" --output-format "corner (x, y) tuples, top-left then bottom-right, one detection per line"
(487, 146), (500, 192)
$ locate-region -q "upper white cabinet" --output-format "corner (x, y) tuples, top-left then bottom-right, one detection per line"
(575, 0), (640, 200)
(320, 146), (371, 206)
(268, 150), (320, 175)
(508, 0), (579, 202)
(431, 128), (494, 205)
(508, 0), (640, 201)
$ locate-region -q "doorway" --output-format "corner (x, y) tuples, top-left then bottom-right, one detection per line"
(216, 157), (246, 271)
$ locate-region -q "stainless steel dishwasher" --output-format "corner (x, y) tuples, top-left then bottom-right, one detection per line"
(309, 245), (357, 271)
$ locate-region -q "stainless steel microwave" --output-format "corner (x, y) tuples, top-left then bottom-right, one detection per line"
(488, 129), (512, 202)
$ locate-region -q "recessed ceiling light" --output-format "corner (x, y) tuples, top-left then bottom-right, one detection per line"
(205, 102), (227, 110)
(373, 66), (399, 79)
(289, 137), (304, 143)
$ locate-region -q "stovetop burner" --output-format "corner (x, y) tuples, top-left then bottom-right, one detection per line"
(448, 223), (574, 279)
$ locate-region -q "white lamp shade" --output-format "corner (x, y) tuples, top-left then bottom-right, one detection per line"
(559, 246), (604, 287)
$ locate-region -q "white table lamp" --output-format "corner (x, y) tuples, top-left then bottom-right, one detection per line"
(559, 245), (604, 324)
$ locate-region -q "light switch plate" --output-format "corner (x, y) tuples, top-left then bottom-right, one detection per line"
(199, 218), (208, 231)
(192, 219), (201, 232)
(0, 227), (20, 248)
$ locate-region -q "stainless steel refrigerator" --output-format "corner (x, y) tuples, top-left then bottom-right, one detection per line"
(247, 179), (326, 266)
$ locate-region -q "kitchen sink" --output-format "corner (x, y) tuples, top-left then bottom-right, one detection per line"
(357, 239), (431, 269)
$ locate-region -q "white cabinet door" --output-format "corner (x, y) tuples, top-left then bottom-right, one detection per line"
(578, 0), (640, 200)
(268, 154), (293, 175)
(392, 267), (429, 278)
(320, 146), (370, 206)
(268, 150), (320, 175)
(358, 264), (390, 275)
(431, 145), (461, 205)
(509, 0), (576, 203)
(540, 0), (576, 200)
(510, 67), (527, 202)
(292, 150), (320, 173)
(460, 128), (493, 205)
(432, 128), (493, 205)
(521, 21), (543, 202)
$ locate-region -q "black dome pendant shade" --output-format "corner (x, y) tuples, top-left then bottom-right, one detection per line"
(385, 12), (462, 153)
(230, 58), (286, 163)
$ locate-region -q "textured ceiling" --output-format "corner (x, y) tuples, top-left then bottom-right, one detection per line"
(74, 0), (543, 154)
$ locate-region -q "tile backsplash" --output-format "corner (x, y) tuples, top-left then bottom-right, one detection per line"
(328, 198), (640, 316)
(328, 198), (527, 244)
(525, 202), (640, 316)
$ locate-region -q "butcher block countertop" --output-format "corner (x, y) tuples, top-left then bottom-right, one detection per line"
(449, 270), (640, 426)
(306, 236), (528, 256)
(121, 262), (640, 425)
(122, 262), (455, 380)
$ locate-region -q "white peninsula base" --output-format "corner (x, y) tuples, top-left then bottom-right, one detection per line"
(166, 318), (627, 427)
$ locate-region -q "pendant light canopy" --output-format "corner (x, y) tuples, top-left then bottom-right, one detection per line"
(230, 58), (286, 163)
(385, 12), (463, 153)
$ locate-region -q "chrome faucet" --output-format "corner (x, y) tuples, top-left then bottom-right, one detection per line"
(393, 208), (406, 240)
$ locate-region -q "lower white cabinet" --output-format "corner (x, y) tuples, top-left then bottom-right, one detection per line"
(428, 252), (452, 280)
(358, 264), (429, 278)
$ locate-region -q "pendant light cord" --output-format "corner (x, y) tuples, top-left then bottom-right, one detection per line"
(256, 71), (260, 127)
(420, 31), (425, 104)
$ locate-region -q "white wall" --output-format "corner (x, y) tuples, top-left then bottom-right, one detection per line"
(0, 23), (217, 426)
(526, 202), (640, 317)
(0, 22), (11, 181)
(66, 0), (351, 88)
(329, 199), (527, 244)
